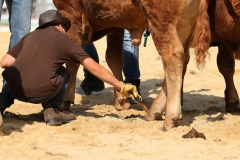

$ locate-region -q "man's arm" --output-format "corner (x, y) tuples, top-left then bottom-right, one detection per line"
(81, 57), (142, 101)
(0, 53), (16, 68)
(81, 57), (123, 91)
(81, 58), (142, 101)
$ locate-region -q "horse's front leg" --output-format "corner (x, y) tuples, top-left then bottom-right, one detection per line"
(105, 29), (131, 110)
(148, 22), (184, 130)
(147, 48), (189, 122)
(162, 36), (184, 130)
(60, 62), (80, 111)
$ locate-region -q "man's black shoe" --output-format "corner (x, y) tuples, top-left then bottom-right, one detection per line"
(80, 75), (105, 95)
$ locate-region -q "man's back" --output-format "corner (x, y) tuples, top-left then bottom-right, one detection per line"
(3, 26), (88, 98)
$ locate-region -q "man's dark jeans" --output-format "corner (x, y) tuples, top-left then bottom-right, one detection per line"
(0, 66), (70, 112)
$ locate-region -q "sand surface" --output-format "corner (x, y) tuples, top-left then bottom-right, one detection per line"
(0, 31), (240, 160)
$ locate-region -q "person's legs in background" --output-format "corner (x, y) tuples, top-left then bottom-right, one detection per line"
(1, 0), (33, 108)
(80, 42), (105, 95)
(123, 29), (141, 94)
(5, 0), (33, 48)
(0, 0), (4, 19)
(80, 31), (141, 96)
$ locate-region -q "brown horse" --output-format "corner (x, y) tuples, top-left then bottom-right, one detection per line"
(53, 0), (210, 130)
(148, 0), (240, 129)
(207, 0), (240, 112)
(148, 0), (240, 127)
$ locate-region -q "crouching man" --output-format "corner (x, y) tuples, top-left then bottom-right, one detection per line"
(0, 10), (141, 134)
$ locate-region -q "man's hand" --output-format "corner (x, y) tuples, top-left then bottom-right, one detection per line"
(119, 84), (142, 102)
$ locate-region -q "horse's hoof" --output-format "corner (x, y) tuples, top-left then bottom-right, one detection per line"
(155, 112), (164, 120)
(114, 99), (131, 111)
(114, 87), (131, 111)
(226, 101), (240, 113)
(145, 111), (164, 121)
(163, 115), (181, 131)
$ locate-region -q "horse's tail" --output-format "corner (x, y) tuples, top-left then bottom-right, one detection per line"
(190, 0), (211, 69)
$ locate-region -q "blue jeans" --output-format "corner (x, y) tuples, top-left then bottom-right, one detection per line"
(123, 30), (140, 82)
(0, 0), (3, 19)
(0, 66), (70, 112)
(81, 30), (140, 82)
(4, 0), (33, 48)
(1, 0), (33, 101)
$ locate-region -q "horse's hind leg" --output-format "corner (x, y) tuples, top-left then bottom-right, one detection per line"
(60, 62), (80, 111)
(217, 44), (240, 112)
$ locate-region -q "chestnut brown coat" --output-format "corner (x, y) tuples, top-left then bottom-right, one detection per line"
(53, 0), (211, 130)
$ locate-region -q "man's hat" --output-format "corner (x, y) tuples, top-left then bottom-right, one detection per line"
(36, 10), (71, 31)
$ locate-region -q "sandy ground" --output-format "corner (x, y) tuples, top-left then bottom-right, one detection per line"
(0, 31), (240, 160)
